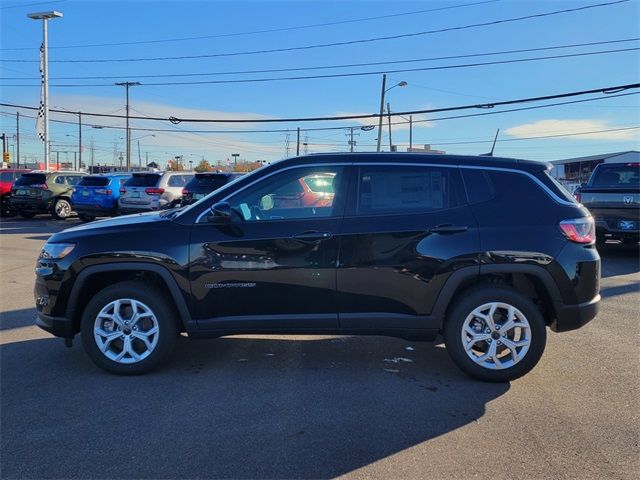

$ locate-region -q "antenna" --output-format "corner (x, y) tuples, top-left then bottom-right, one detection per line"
(480, 129), (500, 156)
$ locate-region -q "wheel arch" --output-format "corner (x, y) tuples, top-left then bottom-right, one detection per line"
(66, 263), (191, 333)
(432, 264), (561, 328)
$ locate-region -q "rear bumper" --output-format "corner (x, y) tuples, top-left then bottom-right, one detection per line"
(11, 197), (50, 212)
(550, 294), (600, 333)
(73, 204), (117, 217)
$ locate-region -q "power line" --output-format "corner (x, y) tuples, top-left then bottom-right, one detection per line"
(3, 0), (630, 63)
(3, 38), (637, 81)
(3, 48), (638, 88)
(0, 1), (498, 51)
(2, 90), (637, 133)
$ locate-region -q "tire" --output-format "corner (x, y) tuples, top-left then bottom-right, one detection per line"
(1, 198), (16, 217)
(444, 285), (546, 382)
(19, 211), (36, 219)
(80, 281), (179, 375)
(52, 198), (72, 220)
(78, 213), (96, 223)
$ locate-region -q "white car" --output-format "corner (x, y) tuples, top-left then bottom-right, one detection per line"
(118, 171), (193, 214)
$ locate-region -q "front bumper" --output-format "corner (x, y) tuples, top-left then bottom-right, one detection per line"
(36, 312), (75, 338)
(550, 294), (600, 333)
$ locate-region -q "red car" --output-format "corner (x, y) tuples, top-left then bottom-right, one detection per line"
(0, 169), (31, 217)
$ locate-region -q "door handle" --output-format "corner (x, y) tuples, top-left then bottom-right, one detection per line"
(428, 224), (468, 234)
(292, 231), (333, 242)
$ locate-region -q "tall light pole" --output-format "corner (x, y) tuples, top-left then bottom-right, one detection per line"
(132, 134), (155, 168)
(27, 10), (63, 170)
(376, 76), (407, 152)
(115, 81), (140, 171)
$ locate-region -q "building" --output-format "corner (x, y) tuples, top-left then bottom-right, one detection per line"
(549, 151), (639, 191)
(405, 144), (446, 154)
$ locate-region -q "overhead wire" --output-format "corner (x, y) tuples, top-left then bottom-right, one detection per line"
(2, 0), (630, 63)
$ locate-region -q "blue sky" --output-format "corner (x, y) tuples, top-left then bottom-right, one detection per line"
(1, 0), (639, 167)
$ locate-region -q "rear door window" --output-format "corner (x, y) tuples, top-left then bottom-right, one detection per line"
(357, 166), (463, 215)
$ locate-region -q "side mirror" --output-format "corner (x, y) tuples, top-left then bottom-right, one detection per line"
(207, 201), (232, 223)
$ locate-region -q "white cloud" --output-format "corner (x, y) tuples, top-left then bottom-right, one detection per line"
(505, 119), (638, 141)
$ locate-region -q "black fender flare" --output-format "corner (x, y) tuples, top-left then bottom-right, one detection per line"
(66, 262), (192, 328)
(431, 263), (562, 325)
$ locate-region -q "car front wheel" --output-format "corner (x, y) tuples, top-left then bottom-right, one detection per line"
(444, 286), (546, 382)
(81, 281), (178, 375)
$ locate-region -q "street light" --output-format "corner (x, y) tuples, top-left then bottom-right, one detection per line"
(27, 10), (63, 170)
(132, 134), (155, 168)
(376, 75), (407, 152)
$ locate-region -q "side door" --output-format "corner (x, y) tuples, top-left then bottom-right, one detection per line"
(337, 164), (480, 330)
(189, 164), (350, 331)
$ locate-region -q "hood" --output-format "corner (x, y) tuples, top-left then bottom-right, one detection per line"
(48, 211), (170, 242)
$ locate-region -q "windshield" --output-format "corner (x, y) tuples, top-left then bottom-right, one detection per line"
(590, 164), (640, 186)
(188, 174), (231, 190)
(176, 166), (268, 218)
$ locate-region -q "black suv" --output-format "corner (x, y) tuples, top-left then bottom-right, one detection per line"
(34, 153), (600, 381)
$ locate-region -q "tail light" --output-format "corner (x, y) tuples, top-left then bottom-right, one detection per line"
(182, 188), (189, 195)
(559, 217), (595, 244)
(96, 189), (112, 195)
(145, 187), (164, 195)
(120, 187), (126, 194)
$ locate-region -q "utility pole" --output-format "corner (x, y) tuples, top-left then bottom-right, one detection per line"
(73, 151), (77, 170)
(115, 81), (140, 171)
(284, 132), (291, 157)
(90, 137), (95, 171)
(0, 134), (6, 166)
(16, 112), (20, 168)
(137, 140), (141, 168)
(376, 74), (386, 153)
(347, 127), (360, 153)
(296, 127), (300, 156)
(28, 11), (63, 171)
(303, 135), (309, 155)
(409, 115), (413, 151)
(56, 151), (59, 171)
(387, 102), (393, 151)
(145, 151), (148, 166)
(78, 111), (82, 171)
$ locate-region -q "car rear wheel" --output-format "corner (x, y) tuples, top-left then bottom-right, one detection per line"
(78, 213), (96, 222)
(19, 211), (36, 219)
(81, 281), (178, 375)
(52, 198), (72, 220)
(444, 286), (546, 382)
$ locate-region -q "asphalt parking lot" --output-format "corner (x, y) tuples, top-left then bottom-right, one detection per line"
(0, 217), (638, 480)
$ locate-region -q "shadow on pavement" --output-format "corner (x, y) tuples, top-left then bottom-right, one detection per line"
(1, 333), (509, 479)
(0, 307), (36, 331)
(598, 246), (639, 278)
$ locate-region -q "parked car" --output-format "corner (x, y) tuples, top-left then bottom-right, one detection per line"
(34, 153), (600, 381)
(11, 171), (84, 219)
(118, 171), (193, 214)
(71, 173), (132, 222)
(575, 162), (639, 246)
(180, 172), (244, 206)
(0, 168), (31, 217)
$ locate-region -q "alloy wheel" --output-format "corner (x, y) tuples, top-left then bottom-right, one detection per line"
(93, 298), (160, 364)
(460, 302), (532, 370)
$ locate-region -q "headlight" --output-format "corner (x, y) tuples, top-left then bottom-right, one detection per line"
(39, 243), (76, 260)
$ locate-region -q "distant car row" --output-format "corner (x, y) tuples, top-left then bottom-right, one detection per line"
(0, 169), (243, 221)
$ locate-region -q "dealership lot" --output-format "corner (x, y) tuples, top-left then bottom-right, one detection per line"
(1, 218), (638, 479)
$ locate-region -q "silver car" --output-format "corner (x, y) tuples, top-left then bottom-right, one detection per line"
(118, 172), (193, 214)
